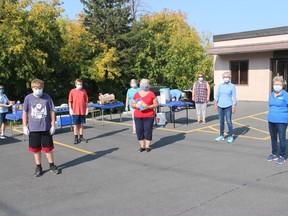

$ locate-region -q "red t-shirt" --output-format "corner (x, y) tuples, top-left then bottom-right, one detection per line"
(68, 88), (89, 115)
(133, 91), (156, 118)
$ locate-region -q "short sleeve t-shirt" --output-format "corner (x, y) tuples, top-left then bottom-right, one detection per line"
(69, 88), (89, 115)
(0, 94), (9, 113)
(133, 91), (156, 118)
(127, 87), (140, 107)
(23, 93), (55, 132)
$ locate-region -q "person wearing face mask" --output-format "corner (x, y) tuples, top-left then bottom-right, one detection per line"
(125, 79), (140, 134)
(192, 73), (210, 124)
(266, 75), (288, 164)
(69, 78), (89, 144)
(214, 71), (237, 143)
(0, 85), (13, 139)
(132, 78), (158, 152)
(22, 79), (60, 177)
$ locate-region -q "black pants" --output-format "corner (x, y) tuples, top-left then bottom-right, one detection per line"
(134, 117), (154, 141)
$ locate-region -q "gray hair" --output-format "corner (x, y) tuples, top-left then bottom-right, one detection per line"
(130, 79), (137, 84)
(140, 78), (149, 86)
(273, 75), (284, 84)
(222, 71), (231, 77)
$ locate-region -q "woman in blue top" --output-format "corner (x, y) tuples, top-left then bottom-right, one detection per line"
(214, 72), (237, 143)
(266, 76), (288, 164)
(125, 79), (140, 134)
(0, 85), (12, 139)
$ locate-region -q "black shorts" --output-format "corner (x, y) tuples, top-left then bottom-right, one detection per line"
(29, 131), (54, 153)
(0, 113), (7, 124)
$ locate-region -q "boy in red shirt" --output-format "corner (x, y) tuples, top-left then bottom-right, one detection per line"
(68, 78), (89, 144)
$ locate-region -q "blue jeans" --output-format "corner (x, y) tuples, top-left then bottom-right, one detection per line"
(268, 122), (287, 157)
(218, 106), (233, 137)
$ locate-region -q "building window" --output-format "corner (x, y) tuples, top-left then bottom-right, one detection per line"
(230, 60), (249, 85)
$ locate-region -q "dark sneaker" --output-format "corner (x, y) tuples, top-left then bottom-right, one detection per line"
(79, 137), (88, 143)
(35, 166), (43, 177)
(138, 148), (145, 152)
(50, 165), (61, 175)
(266, 154), (278, 161)
(74, 138), (79, 145)
(145, 148), (151, 152)
(276, 156), (285, 165)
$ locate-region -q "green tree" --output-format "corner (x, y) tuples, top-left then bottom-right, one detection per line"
(127, 9), (213, 90)
(80, 0), (132, 46)
(0, 0), (66, 102)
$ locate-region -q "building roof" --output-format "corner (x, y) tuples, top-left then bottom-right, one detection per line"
(214, 26), (288, 42)
(207, 41), (288, 55)
(208, 26), (288, 55)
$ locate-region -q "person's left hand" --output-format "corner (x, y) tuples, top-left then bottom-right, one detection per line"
(232, 106), (236, 114)
(50, 126), (56, 135)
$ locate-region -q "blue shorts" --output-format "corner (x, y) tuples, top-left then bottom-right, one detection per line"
(72, 115), (86, 125)
(0, 113), (7, 124)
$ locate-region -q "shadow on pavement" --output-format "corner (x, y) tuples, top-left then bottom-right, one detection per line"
(88, 128), (129, 141)
(58, 147), (119, 170)
(152, 133), (186, 149)
(233, 126), (250, 140)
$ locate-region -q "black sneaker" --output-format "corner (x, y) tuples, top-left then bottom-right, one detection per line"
(145, 148), (151, 152)
(50, 165), (61, 175)
(79, 137), (88, 143)
(138, 148), (145, 152)
(35, 166), (43, 177)
(74, 138), (79, 145)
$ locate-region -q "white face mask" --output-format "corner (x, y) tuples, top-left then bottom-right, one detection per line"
(198, 77), (203, 81)
(131, 83), (137, 88)
(223, 78), (230, 83)
(76, 84), (83, 90)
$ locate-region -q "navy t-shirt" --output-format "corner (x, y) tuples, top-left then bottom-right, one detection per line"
(23, 93), (55, 132)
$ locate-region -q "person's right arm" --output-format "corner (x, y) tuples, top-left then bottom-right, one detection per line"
(214, 84), (220, 111)
(0, 103), (12, 107)
(22, 111), (28, 127)
(192, 83), (196, 101)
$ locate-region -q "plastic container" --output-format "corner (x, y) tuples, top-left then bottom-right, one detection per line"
(156, 113), (166, 126)
(56, 115), (72, 127)
(160, 88), (170, 104)
(12, 105), (17, 114)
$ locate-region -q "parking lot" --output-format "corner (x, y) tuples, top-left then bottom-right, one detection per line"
(1, 101), (288, 216)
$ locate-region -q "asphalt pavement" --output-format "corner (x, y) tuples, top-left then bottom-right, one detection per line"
(1, 101), (288, 216)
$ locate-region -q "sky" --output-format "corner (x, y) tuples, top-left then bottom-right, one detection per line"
(61, 0), (288, 36)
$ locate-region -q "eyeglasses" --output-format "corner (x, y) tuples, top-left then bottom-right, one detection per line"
(0, 88), (4, 90)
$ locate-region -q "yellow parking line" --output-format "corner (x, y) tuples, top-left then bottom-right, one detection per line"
(53, 141), (96, 155)
(248, 116), (267, 122)
(13, 128), (96, 155)
(208, 126), (219, 132)
(232, 121), (270, 135)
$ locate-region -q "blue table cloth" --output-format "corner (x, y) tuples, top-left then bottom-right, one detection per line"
(88, 102), (124, 125)
(158, 101), (194, 128)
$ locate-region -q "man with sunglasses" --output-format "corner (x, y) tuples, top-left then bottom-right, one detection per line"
(0, 85), (13, 139)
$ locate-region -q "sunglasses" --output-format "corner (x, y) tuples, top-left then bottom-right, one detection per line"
(0, 88), (4, 90)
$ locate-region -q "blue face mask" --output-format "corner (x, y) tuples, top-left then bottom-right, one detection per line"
(34, 89), (43, 97)
(273, 85), (282, 93)
(0, 89), (4, 94)
(140, 85), (149, 91)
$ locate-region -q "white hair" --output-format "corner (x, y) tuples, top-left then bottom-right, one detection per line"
(273, 75), (284, 85)
(140, 78), (149, 86)
(222, 71), (231, 77)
